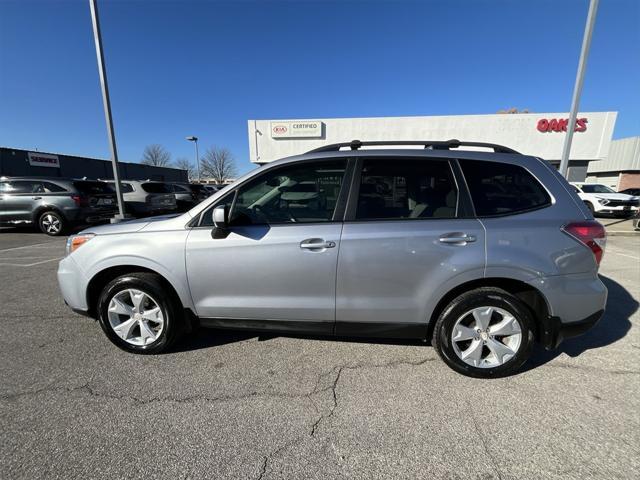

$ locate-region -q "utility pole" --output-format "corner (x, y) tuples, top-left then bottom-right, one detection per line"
(89, 0), (126, 221)
(559, 0), (599, 179)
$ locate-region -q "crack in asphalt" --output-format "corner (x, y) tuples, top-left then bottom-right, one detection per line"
(465, 399), (504, 480)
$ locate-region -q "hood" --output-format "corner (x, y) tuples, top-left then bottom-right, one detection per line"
(80, 214), (183, 236)
(593, 193), (638, 200)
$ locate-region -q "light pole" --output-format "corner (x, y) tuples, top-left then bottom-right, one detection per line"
(186, 136), (200, 182)
(88, 0), (126, 221)
(559, 0), (599, 179)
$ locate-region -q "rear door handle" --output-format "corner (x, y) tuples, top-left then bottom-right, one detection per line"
(32, 196), (42, 200)
(439, 233), (477, 245)
(300, 238), (336, 250)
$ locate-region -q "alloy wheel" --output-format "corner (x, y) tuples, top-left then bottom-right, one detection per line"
(451, 306), (522, 368)
(41, 214), (61, 234)
(107, 289), (165, 346)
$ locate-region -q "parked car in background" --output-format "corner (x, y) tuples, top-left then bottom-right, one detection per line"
(169, 182), (212, 212)
(203, 184), (223, 195)
(102, 180), (177, 217)
(59, 140), (607, 378)
(571, 182), (640, 217)
(619, 187), (640, 196)
(0, 177), (117, 235)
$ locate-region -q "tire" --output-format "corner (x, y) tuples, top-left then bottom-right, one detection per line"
(433, 287), (535, 378)
(583, 201), (595, 215)
(97, 272), (184, 354)
(38, 210), (66, 236)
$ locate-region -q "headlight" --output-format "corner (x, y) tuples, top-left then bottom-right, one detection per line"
(65, 234), (95, 256)
(596, 197), (609, 205)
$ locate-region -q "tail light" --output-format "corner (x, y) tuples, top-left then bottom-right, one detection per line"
(71, 194), (89, 207)
(562, 221), (606, 266)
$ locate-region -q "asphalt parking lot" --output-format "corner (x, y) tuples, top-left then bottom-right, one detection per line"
(0, 230), (638, 480)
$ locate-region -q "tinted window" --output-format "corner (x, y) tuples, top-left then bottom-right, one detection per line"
(229, 160), (346, 225)
(141, 182), (172, 194)
(581, 184), (614, 194)
(73, 181), (114, 195)
(0, 181), (44, 193)
(43, 182), (67, 193)
(172, 184), (191, 193)
(460, 160), (551, 216)
(119, 183), (134, 193)
(356, 159), (457, 220)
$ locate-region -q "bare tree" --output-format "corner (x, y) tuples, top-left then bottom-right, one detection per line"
(200, 146), (237, 183)
(174, 157), (195, 181)
(141, 144), (171, 166)
(497, 108), (531, 114)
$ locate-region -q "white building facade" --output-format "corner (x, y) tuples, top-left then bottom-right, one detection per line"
(586, 136), (640, 190)
(248, 112), (617, 182)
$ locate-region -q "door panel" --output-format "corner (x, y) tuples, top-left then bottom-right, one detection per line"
(335, 219), (486, 329)
(185, 223), (343, 324)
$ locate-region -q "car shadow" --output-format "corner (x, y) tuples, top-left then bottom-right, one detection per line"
(525, 275), (636, 370)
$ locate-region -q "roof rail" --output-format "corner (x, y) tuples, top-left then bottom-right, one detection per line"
(306, 139), (520, 155)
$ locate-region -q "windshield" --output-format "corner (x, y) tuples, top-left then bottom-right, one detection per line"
(141, 182), (172, 194)
(581, 184), (615, 194)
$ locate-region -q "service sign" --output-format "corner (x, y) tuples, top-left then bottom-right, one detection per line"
(28, 152), (60, 168)
(271, 121), (323, 138)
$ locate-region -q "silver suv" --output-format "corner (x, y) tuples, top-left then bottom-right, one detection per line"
(101, 180), (177, 217)
(58, 140), (607, 378)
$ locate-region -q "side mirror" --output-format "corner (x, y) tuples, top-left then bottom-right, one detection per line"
(212, 205), (228, 228)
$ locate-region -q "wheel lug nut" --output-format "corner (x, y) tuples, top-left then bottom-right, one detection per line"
(476, 329), (481, 333)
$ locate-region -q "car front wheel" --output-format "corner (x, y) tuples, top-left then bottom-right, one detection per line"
(434, 287), (535, 378)
(97, 273), (183, 354)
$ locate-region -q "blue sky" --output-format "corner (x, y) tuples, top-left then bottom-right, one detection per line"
(1, 0), (638, 174)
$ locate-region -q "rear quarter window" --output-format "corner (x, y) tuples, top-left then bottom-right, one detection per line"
(459, 160), (551, 216)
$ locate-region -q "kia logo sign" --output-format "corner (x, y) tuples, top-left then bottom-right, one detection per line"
(272, 125), (288, 134)
(537, 117), (588, 133)
(270, 120), (323, 138)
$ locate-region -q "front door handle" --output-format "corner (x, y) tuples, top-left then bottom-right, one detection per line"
(32, 196), (42, 200)
(300, 238), (336, 250)
(439, 233), (477, 245)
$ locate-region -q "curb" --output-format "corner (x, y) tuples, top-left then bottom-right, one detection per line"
(606, 231), (640, 237)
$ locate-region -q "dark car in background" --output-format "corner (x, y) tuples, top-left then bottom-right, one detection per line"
(619, 187), (640, 196)
(0, 177), (118, 235)
(169, 182), (211, 212)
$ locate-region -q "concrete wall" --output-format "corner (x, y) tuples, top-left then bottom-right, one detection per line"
(248, 112), (617, 164)
(0, 147), (188, 182)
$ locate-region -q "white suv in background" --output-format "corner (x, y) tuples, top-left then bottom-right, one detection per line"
(571, 183), (640, 217)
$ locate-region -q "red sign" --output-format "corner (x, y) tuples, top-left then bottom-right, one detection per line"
(537, 118), (588, 133)
(272, 125), (288, 134)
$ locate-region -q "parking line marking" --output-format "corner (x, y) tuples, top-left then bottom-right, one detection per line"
(0, 257), (62, 267)
(606, 250), (640, 261)
(0, 242), (63, 253)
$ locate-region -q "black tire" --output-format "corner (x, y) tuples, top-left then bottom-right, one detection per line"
(433, 287), (535, 378)
(97, 272), (184, 354)
(583, 201), (595, 215)
(38, 210), (66, 236)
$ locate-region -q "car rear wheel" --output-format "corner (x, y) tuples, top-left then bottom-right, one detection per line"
(433, 287), (535, 378)
(38, 211), (66, 236)
(97, 272), (184, 354)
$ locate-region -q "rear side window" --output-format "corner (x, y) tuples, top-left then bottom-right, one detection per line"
(43, 182), (67, 193)
(356, 159), (458, 220)
(73, 181), (114, 195)
(141, 182), (172, 194)
(459, 160), (551, 216)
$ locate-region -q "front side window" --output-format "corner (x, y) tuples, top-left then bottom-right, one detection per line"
(229, 160), (346, 225)
(460, 160), (551, 216)
(355, 159), (457, 220)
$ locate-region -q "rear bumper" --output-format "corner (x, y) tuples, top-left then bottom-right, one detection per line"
(541, 310), (604, 350)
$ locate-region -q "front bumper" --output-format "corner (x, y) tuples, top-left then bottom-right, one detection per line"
(541, 310), (604, 350)
(57, 255), (89, 313)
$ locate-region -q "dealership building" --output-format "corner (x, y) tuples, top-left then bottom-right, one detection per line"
(0, 147), (188, 182)
(586, 136), (640, 190)
(248, 112), (617, 182)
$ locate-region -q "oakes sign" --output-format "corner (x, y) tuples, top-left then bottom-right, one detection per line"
(271, 121), (323, 138)
(537, 117), (588, 133)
